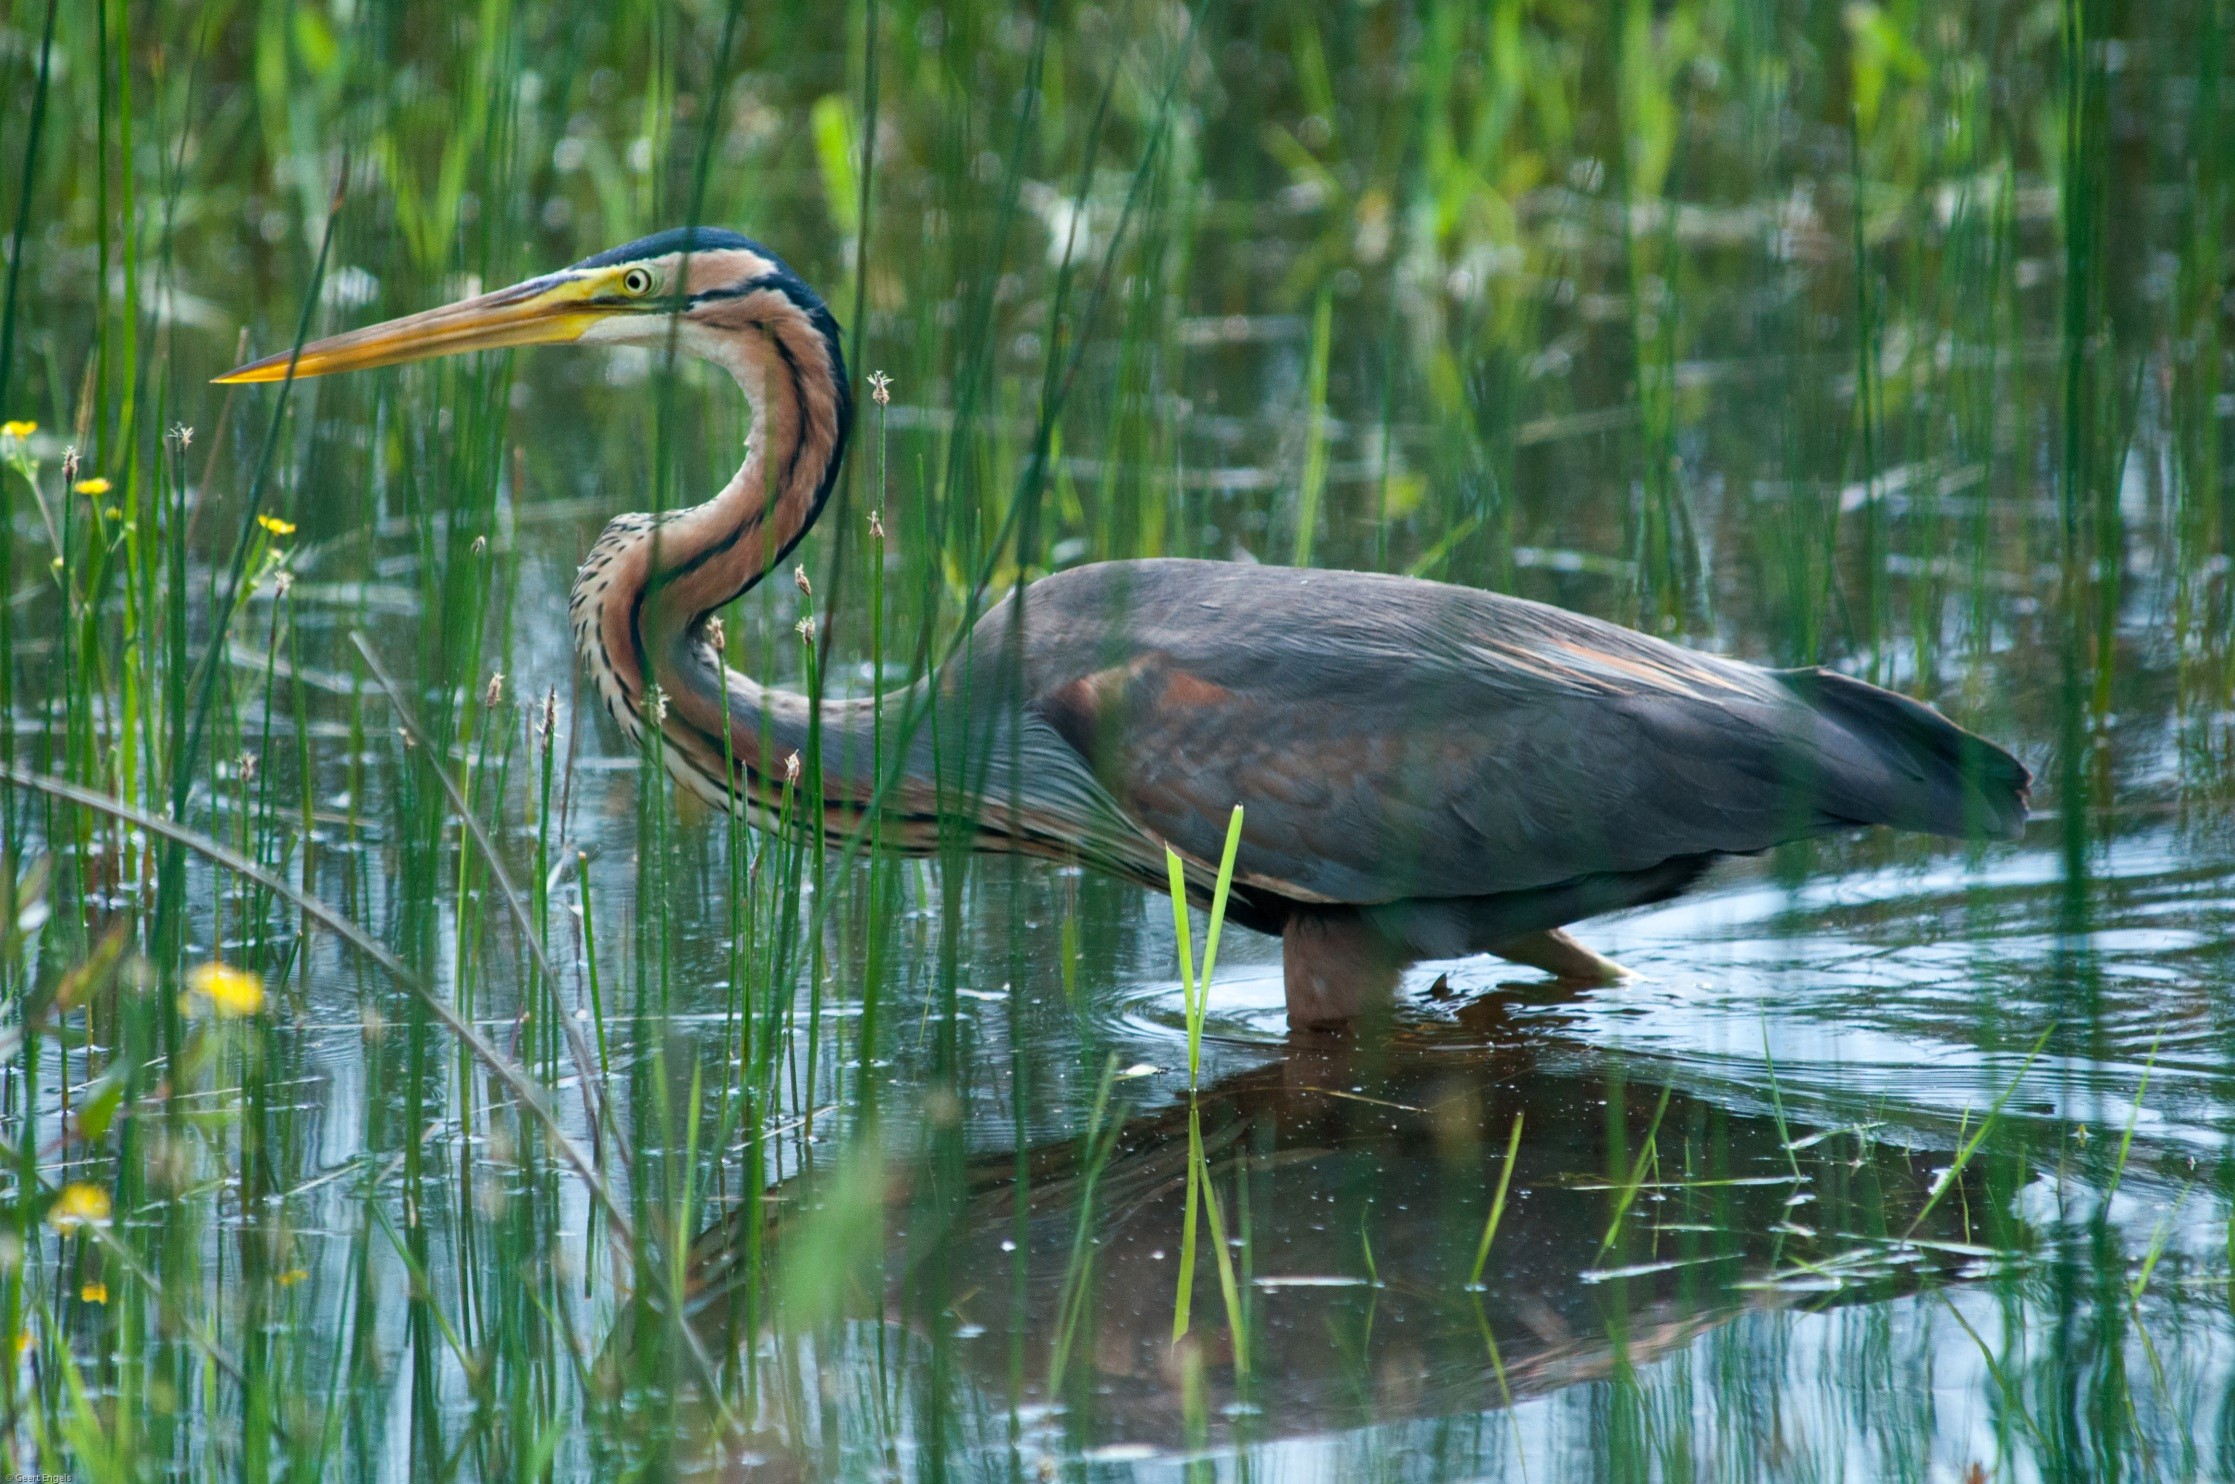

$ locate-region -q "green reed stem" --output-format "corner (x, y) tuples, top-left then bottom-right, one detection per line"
(1469, 1111), (1525, 1289)
(1290, 286), (1333, 567)
(1596, 1083), (1672, 1259)
(1167, 804), (1243, 1089)
(1194, 1109), (1248, 1378)
(1172, 1106), (1200, 1344)
(576, 852), (610, 1080)
(1906, 1022), (2057, 1239)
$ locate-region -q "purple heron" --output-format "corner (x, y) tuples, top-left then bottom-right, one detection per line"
(219, 230), (2031, 1026)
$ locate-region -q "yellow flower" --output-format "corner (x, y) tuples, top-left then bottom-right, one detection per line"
(48, 1183), (111, 1232)
(275, 1268), (308, 1288)
(187, 961), (265, 1018)
(79, 1282), (107, 1304)
(256, 514), (296, 536)
(73, 477), (110, 496)
(0, 420), (33, 440)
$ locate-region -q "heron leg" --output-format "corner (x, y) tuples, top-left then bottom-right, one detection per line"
(1483, 927), (1631, 984)
(1282, 909), (1404, 1028)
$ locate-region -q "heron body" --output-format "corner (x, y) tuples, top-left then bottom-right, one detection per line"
(220, 229), (2031, 1026)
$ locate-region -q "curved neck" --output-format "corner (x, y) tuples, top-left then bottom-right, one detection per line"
(569, 288), (853, 803)
(652, 299), (853, 654)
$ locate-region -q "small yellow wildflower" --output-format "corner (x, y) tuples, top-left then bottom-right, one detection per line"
(256, 514), (296, 536)
(187, 961), (266, 1018)
(73, 477), (111, 497)
(275, 1268), (308, 1288)
(48, 1183), (111, 1232)
(0, 420), (33, 440)
(79, 1282), (107, 1305)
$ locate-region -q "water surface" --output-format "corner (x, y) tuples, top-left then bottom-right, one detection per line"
(4, 1), (2233, 1478)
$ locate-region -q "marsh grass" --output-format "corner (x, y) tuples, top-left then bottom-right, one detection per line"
(0, 0), (2224, 1478)
(1166, 802), (1243, 1089)
(1165, 802), (1245, 1367)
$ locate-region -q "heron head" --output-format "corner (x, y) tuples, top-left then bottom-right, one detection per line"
(215, 228), (841, 387)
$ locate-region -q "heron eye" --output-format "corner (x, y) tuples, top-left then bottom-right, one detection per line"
(621, 267), (653, 296)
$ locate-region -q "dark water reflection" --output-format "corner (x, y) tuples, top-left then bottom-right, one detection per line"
(600, 816), (2231, 1479)
(16, 0), (2235, 1474)
(713, 1017), (1999, 1462)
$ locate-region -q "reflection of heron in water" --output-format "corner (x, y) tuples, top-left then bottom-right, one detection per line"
(671, 1014), (1997, 1457)
(221, 229), (2030, 1026)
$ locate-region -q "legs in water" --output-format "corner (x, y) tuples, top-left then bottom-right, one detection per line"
(1282, 908), (1404, 1027)
(1483, 927), (1631, 984)
(1282, 912), (1630, 1029)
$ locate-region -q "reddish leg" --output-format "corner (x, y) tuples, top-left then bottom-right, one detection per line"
(1282, 909), (1403, 1027)
(1484, 927), (1630, 984)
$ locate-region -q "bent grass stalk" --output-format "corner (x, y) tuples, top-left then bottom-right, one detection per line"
(4, 3), (2216, 1473)
(0, 765), (623, 1237)
(353, 637), (572, 1018)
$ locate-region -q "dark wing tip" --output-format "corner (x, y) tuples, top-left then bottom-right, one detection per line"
(1776, 666), (2033, 844)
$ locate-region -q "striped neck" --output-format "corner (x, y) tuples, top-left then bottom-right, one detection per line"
(566, 272), (852, 793)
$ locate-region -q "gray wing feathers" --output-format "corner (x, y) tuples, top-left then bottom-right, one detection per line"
(971, 712), (1170, 881)
(1000, 560), (2030, 907)
(1771, 667), (2031, 841)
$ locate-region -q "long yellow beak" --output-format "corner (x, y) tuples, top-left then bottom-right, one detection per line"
(214, 272), (619, 384)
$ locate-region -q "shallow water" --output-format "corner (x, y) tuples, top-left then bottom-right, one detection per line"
(7, 0), (2235, 1478)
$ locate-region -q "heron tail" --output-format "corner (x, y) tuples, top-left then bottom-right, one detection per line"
(1774, 667), (2031, 842)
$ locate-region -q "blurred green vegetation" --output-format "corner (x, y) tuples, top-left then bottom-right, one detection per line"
(0, 0), (2229, 1478)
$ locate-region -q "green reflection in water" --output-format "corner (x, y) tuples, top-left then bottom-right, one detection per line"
(0, 0), (2229, 1478)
